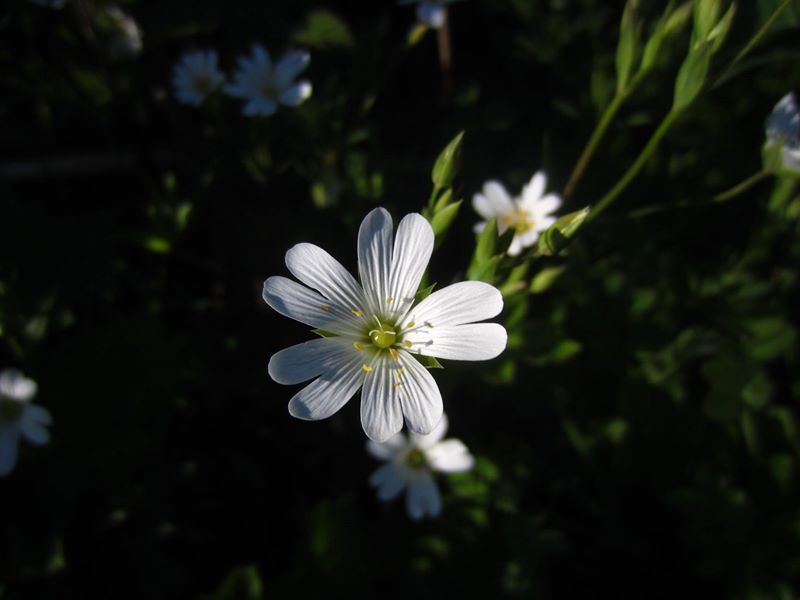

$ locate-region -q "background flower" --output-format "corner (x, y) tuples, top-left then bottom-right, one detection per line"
(0, 370), (51, 477)
(367, 413), (474, 520)
(172, 49), (225, 107)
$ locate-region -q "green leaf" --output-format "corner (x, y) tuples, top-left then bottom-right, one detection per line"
(615, 0), (640, 93)
(708, 2), (736, 54)
(473, 216), (499, 263)
(213, 565), (263, 600)
(498, 263), (529, 297)
(416, 354), (444, 369)
(293, 10), (355, 49)
(641, 2), (693, 73)
(430, 199), (462, 239)
(431, 131), (465, 190)
(530, 266), (566, 294)
(143, 236), (171, 254)
(415, 282), (437, 302)
(467, 255), (501, 283)
(692, 0), (722, 44)
(672, 41), (712, 112)
(311, 329), (339, 338)
(432, 188), (454, 214)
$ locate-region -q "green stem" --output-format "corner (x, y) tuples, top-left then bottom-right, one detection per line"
(563, 92), (627, 200)
(588, 109), (680, 222)
(713, 169), (770, 202)
(712, 0), (791, 89)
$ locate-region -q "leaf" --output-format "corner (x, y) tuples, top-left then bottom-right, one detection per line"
(467, 255), (501, 283)
(535, 207), (590, 256)
(293, 10), (355, 49)
(708, 2), (736, 54)
(530, 266), (566, 294)
(415, 282), (437, 302)
(213, 565), (263, 600)
(672, 41), (712, 112)
(615, 0), (640, 93)
(431, 131), (465, 190)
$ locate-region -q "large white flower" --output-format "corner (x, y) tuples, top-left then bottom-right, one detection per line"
(225, 45), (312, 117)
(172, 49), (225, 107)
(367, 413), (473, 520)
(0, 369), (51, 477)
(264, 207), (507, 442)
(765, 92), (800, 173)
(472, 171), (562, 257)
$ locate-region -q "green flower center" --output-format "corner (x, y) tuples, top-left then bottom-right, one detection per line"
(406, 448), (427, 469)
(369, 323), (397, 349)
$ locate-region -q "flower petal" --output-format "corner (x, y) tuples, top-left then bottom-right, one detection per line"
(274, 50), (310, 87)
(20, 406), (50, 445)
(285, 243), (366, 316)
(0, 370), (37, 401)
(370, 463), (408, 501)
(243, 98), (277, 117)
(357, 208), (394, 314)
(279, 81), (312, 107)
(269, 337), (354, 385)
(0, 426), (20, 477)
(405, 323), (507, 361)
(406, 280), (503, 328)
(287, 353), (363, 420)
(366, 433), (407, 460)
(251, 44), (272, 72)
(396, 351), (443, 435)
(507, 235), (524, 256)
(426, 439), (474, 473)
(478, 181), (514, 217)
(521, 171), (547, 203)
(410, 412), (448, 448)
(405, 471), (441, 520)
(416, 3), (446, 28)
(360, 359), (404, 442)
(531, 193), (561, 217)
(388, 213), (434, 320)
(263, 276), (362, 336)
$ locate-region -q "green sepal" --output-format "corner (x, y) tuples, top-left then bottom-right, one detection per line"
(430, 199), (463, 239)
(672, 41), (712, 112)
(311, 328), (339, 338)
(415, 354), (444, 369)
(535, 207), (590, 256)
(615, 0), (641, 93)
(415, 282), (437, 302)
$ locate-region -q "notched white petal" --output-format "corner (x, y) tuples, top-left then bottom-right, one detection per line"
(361, 361), (403, 442)
(287, 353), (363, 421)
(426, 439), (474, 473)
(388, 213), (434, 319)
(358, 207), (394, 313)
(409, 280), (503, 327)
(396, 351), (442, 435)
(268, 337), (352, 385)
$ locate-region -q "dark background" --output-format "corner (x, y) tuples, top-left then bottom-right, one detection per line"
(2, 0), (800, 597)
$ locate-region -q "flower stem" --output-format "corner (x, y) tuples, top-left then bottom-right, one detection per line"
(713, 169), (771, 202)
(588, 109), (680, 222)
(437, 10), (453, 97)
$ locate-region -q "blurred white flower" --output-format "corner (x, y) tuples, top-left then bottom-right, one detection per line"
(473, 171), (562, 256)
(765, 92), (800, 173)
(0, 369), (51, 477)
(264, 207), (507, 442)
(172, 49), (225, 107)
(226, 45), (312, 117)
(367, 414), (473, 520)
(399, 0), (462, 29)
(102, 5), (143, 60)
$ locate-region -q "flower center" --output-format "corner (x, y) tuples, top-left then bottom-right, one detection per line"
(369, 322), (397, 349)
(501, 207), (536, 234)
(193, 75), (213, 94)
(259, 78), (281, 100)
(406, 448), (427, 469)
(0, 398), (23, 422)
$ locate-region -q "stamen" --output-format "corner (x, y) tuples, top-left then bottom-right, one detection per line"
(386, 296), (394, 304)
(394, 383), (402, 389)
(403, 340), (412, 348)
(353, 342), (365, 351)
(320, 304), (330, 312)
(361, 364), (373, 373)
(351, 309), (362, 317)
(424, 321), (434, 328)
(406, 321), (415, 328)
(389, 348), (399, 361)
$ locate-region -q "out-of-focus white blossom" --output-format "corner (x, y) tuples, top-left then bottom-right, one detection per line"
(0, 369), (51, 477)
(765, 92), (800, 173)
(367, 414), (473, 520)
(172, 49), (225, 107)
(473, 171), (562, 256)
(226, 45), (312, 117)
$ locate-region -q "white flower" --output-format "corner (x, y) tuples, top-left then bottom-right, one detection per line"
(225, 45), (312, 117)
(399, 0), (456, 29)
(264, 207), (507, 442)
(765, 92), (800, 173)
(472, 171), (562, 257)
(367, 413), (473, 520)
(0, 369), (51, 477)
(172, 49), (225, 107)
(102, 5), (143, 61)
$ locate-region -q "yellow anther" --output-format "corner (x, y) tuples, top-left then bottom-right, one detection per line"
(351, 309), (362, 317)
(389, 348), (399, 361)
(403, 340), (412, 348)
(320, 304), (330, 312)
(353, 342), (365, 351)
(406, 321), (415, 328)
(361, 364), (373, 373)
(386, 296), (394, 304)
(424, 321), (434, 328)
(394, 383), (402, 389)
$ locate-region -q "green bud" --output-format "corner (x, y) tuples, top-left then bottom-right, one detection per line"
(693, 0), (722, 45)
(672, 41), (712, 112)
(615, 0), (641, 93)
(431, 131), (465, 191)
(707, 2), (736, 54)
